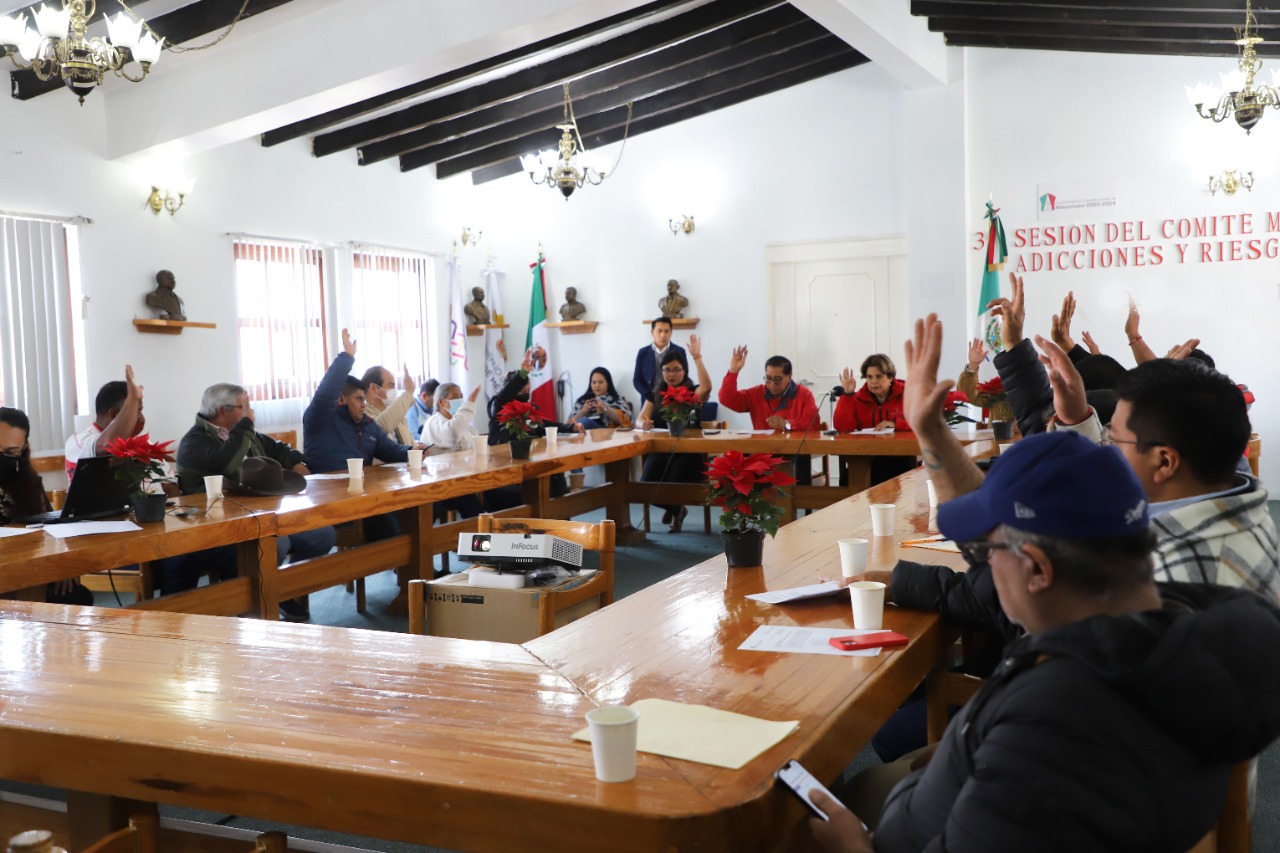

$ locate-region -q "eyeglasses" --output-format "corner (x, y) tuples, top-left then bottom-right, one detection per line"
(763, 374), (789, 385)
(661, 366), (685, 374)
(0, 450), (22, 459)
(1100, 425), (1143, 447)
(957, 539), (1019, 564)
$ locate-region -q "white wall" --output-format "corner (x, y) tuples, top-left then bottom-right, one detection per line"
(965, 48), (1280, 484)
(0, 62), (907, 446)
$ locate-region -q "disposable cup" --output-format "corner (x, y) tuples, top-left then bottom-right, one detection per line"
(849, 581), (887, 630)
(545, 426), (559, 450)
(586, 705), (640, 783)
(998, 443), (1014, 455)
(346, 458), (364, 481)
(407, 448), (423, 475)
(837, 538), (869, 578)
(203, 474), (223, 502)
(473, 435), (489, 458)
(926, 479), (937, 507)
(870, 503), (896, 537)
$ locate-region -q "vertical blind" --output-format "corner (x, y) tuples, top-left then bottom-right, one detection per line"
(0, 216), (76, 450)
(350, 246), (435, 382)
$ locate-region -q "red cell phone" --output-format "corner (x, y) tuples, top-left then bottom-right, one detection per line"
(828, 631), (909, 651)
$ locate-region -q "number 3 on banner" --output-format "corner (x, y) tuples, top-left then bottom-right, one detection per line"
(972, 231), (986, 251)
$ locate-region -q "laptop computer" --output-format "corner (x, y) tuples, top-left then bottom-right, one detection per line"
(16, 455), (137, 524)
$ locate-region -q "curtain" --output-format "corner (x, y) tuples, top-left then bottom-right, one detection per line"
(350, 246), (435, 382)
(0, 217), (75, 450)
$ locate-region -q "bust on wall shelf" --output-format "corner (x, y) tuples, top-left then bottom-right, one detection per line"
(559, 287), (587, 322)
(657, 278), (687, 319)
(145, 269), (186, 320)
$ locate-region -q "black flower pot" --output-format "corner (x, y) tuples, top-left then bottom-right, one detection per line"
(721, 530), (765, 568)
(131, 493), (167, 524)
(668, 419), (689, 437)
(991, 420), (1014, 440)
(509, 438), (533, 460)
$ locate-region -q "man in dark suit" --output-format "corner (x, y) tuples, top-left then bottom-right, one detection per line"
(632, 316), (686, 406)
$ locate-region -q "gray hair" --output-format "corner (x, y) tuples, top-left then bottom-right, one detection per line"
(200, 383), (247, 419)
(999, 524), (1154, 595)
(434, 382), (461, 409)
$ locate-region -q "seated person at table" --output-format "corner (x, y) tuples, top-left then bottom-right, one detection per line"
(636, 336), (712, 532)
(0, 407), (93, 606)
(177, 382), (337, 621)
(362, 364), (417, 446)
(304, 329), (419, 542)
(421, 383), (482, 521)
(405, 378), (440, 442)
(834, 353), (915, 486)
(64, 366), (144, 478)
(718, 347), (818, 483)
(633, 317), (685, 404)
(569, 367), (633, 429)
(810, 423), (1280, 853)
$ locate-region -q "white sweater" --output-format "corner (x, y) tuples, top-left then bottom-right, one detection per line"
(422, 399), (478, 450)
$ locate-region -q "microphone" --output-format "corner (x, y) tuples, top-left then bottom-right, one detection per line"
(830, 385), (846, 399)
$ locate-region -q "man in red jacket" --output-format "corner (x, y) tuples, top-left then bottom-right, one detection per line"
(719, 346), (820, 483)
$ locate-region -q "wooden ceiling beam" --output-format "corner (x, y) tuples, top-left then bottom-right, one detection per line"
(260, 0), (687, 147)
(361, 10), (824, 166)
(912, 1), (1280, 27)
(928, 18), (1263, 43)
(428, 41), (863, 179)
(310, 0), (782, 157)
(943, 31), (1280, 58)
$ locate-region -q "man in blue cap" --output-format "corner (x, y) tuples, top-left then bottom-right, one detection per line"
(807, 315), (1280, 853)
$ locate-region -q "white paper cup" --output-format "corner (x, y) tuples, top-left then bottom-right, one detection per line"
(870, 503), (896, 537)
(545, 426), (559, 450)
(407, 448), (423, 475)
(837, 538), (869, 578)
(203, 474), (223, 502)
(998, 443), (1014, 455)
(926, 479), (937, 507)
(586, 705), (640, 783)
(849, 580), (887, 630)
(473, 435), (489, 458)
(346, 458), (364, 481)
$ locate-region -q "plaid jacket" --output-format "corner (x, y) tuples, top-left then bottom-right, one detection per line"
(1151, 476), (1280, 604)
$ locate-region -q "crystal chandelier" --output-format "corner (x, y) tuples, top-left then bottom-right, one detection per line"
(1185, 0), (1280, 134)
(0, 1), (162, 105)
(520, 83), (632, 200)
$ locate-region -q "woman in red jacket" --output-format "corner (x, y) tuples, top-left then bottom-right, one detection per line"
(832, 354), (916, 485)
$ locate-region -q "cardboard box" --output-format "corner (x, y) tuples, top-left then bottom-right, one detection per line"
(426, 571), (602, 643)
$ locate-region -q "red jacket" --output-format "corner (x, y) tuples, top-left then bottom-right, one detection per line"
(718, 372), (820, 431)
(833, 378), (909, 432)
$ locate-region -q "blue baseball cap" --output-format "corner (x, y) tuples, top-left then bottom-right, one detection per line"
(937, 431), (1149, 543)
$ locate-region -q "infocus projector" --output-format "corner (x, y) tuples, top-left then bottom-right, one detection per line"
(457, 532), (584, 571)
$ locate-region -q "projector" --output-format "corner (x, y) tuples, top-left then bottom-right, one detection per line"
(457, 532), (584, 572)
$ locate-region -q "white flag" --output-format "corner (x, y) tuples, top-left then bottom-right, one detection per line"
(448, 258), (468, 386)
(480, 266), (507, 399)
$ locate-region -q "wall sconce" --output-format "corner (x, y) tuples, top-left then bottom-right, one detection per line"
(668, 215), (695, 236)
(1208, 170), (1254, 196)
(459, 226), (483, 247)
(146, 178), (194, 216)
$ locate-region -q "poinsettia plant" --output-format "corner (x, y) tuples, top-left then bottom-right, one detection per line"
(943, 389), (972, 426)
(497, 400), (547, 440)
(974, 376), (1013, 423)
(705, 451), (797, 538)
(660, 384), (700, 424)
(103, 434), (174, 498)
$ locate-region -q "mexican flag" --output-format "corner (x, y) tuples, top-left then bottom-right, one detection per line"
(526, 252), (555, 421)
(978, 198), (1008, 354)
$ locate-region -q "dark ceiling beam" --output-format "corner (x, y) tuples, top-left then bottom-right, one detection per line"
(912, 1), (1280, 27)
(430, 40), (863, 179)
(467, 50), (862, 186)
(928, 18), (1260, 43)
(311, 0), (781, 157)
(260, 0), (687, 147)
(11, 0), (296, 100)
(942, 32), (1280, 57)
(362, 8), (822, 166)
(399, 27), (837, 171)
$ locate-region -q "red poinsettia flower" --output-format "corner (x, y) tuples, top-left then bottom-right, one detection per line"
(977, 376), (1005, 398)
(497, 400), (547, 439)
(103, 434), (174, 464)
(942, 390), (969, 412)
(704, 451), (793, 538)
(659, 384), (700, 423)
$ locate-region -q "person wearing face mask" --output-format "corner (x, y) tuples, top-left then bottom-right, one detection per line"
(421, 383), (483, 529)
(0, 407), (94, 606)
(570, 367), (633, 429)
(64, 365), (145, 480)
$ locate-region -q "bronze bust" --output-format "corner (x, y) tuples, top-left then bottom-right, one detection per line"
(657, 279), (687, 319)
(145, 270), (186, 320)
(464, 286), (491, 326)
(559, 287), (586, 322)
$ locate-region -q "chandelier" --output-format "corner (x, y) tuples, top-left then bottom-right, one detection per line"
(0, 1), (162, 104)
(520, 83), (632, 200)
(1185, 0), (1280, 133)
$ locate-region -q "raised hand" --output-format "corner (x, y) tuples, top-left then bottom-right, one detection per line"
(1082, 330), (1102, 355)
(521, 347), (535, 373)
(342, 327), (357, 357)
(402, 364), (414, 391)
(124, 364), (141, 400)
(902, 314), (955, 439)
(839, 366), (858, 395)
(687, 333), (702, 361)
(1166, 338), (1202, 360)
(1124, 294), (1141, 343)
(967, 338), (986, 371)
(728, 345), (748, 374)
(468, 385), (481, 402)
(987, 272), (1025, 351)
(1051, 291), (1077, 352)
(1034, 335), (1089, 425)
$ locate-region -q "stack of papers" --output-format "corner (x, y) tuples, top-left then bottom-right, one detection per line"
(41, 521), (142, 539)
(739, 625), (894, 657)
(745, 580), (843, 605)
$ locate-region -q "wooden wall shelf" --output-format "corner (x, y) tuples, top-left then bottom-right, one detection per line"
(466, 323), (509, 337)
(545, 320), (598, 335)
(641, 317), (699, 329)
(133, 319), (217, 335)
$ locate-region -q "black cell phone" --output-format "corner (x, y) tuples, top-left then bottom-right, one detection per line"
(617, 426), (635, 432)
(776, 759), (835, 821)
(702, 429), (721, 435)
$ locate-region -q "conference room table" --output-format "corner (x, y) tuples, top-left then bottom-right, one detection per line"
(0, 452), (982, 852)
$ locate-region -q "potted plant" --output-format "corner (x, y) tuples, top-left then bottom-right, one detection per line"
(103, 434), (174, 523)
(705, 451), (796, 567)
(975, 376), (1015, 439)
(942, 389), (972, 427)
(659, 384), (700, 436)
(496, 400), (546, 459)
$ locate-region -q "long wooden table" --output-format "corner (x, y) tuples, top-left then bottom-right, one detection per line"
(0, 455), (980, 851)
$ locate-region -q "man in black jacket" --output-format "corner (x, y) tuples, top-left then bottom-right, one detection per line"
(808, 316), (1280, 853)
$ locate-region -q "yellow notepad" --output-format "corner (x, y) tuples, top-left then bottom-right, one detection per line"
(572, 698), (799, 770)
(901, 534), (962, 553)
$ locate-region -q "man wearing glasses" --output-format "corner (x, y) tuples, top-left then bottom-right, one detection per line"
(717, 347), (819, 432)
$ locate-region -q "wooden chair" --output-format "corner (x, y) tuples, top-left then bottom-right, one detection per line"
(407, 514), (614, 637)
(263, 429), (298, 450)
(78, 813), (158, 853)
(249, 832), (290, 852)
(78, 564), (154, 604)
(640, 420), (726, 534)
(1247, 433), (1261, 478)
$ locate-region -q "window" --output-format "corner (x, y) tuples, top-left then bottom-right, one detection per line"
(234, 239), (328, 407)
(0, 214), (83, 450)
(350, 247), (435, 381)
